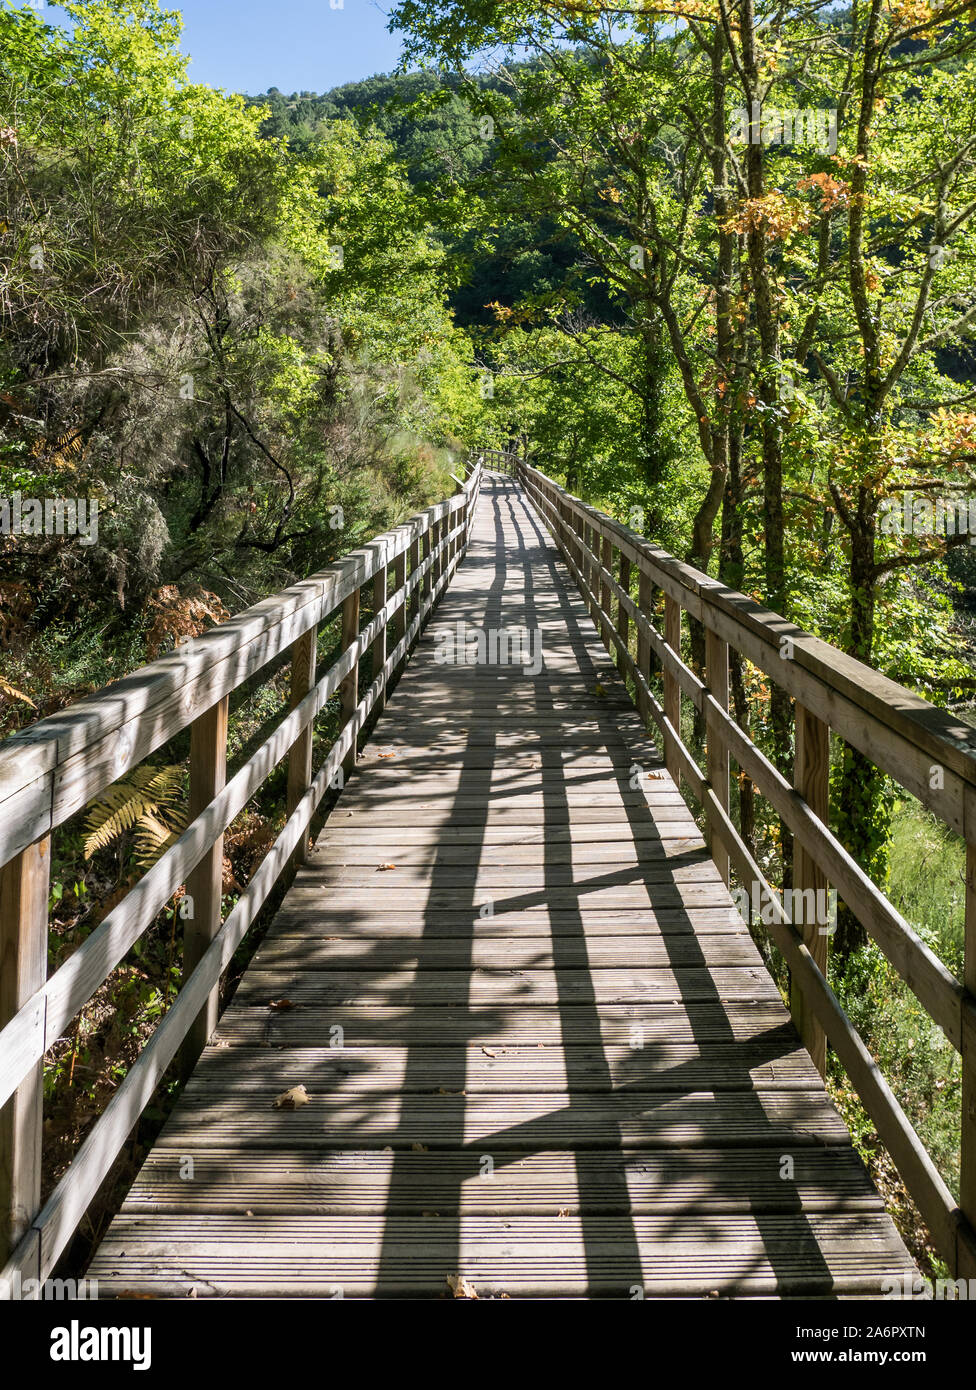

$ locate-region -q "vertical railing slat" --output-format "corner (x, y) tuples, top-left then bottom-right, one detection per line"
(180, 695), (229, 1076)
(791, 701), (830, 1077)
(286, 624), (317, 870)
(339, 584), (361, 781)
(663, 595), (682, 784)
(0, 836), (49, 1268)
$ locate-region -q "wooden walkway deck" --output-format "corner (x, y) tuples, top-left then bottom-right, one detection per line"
(88, 474), (916, 1298)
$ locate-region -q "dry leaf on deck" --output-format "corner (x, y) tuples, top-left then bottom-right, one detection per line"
(447, 1274), (479, 1299)
(273, 1084), (310, 1110)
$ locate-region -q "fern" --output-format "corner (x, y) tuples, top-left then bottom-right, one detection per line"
(84, 765), (187, 866)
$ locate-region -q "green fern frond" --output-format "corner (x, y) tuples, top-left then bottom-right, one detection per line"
(132, 811), (186, 869)
(83, 765), (186, 860)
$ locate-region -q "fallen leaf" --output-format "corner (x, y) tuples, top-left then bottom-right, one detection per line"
(557, 1208), (570, 1218)
(481, 1047), (497, 1058)
(411, 1141), (429, 1153)
(447, 1274), (479, 1299)
(273, 1084), (310, 1110)
(378, 863), (397, 871)
(268, 998), (298, 1011)
(377, 752), (397, 760)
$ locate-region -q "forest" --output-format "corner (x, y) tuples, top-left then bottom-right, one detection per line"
(2, 0), (976, 1283)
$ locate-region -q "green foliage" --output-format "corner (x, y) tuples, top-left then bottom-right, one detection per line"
(83, 764), (186, 866)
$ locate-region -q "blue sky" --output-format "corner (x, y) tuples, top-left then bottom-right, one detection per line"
(171, 0), (406, 95)
(36, 0), (407, 95)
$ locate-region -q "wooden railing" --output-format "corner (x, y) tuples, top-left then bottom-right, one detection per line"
(518, 456), (976, 1280)
(481, 448), (519, 477)
(0, 458), (483, 1288)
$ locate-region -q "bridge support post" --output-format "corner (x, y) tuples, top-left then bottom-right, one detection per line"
(408, 535), (420, 635)
(663, 595), (682, 784)
(421, 526), (432, 620)
(616, 555), (631, 679)
(393, 552), (407, 662)
(636, 570), (652, 727)
(0, 836), (49, 1268)
(180, 695), (229, 1077)
(790, 701), (829, 1077)
(339, 586), (361, 781)
(286, 625), (318, 869)
(962, 847), (976, 1276)
(600, 535), (614, 653)
(705, 626), (730, 886)
(373, 564), (388, 717)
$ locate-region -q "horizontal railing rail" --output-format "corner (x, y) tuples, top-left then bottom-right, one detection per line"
(516, 454), (976, 1280)
(0, 458), (482, 1289)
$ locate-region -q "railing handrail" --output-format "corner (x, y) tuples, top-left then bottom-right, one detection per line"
(520, 461), (976, 809)
(515, 454), (976, 1281)
(0, 458), (482, 1288)
(0, 489), (476, 869)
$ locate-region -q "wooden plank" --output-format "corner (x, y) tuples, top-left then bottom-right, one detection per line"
(87, 1210), (912, 1299)
(269, 907), (749, 938)
(213, 999), (800, 1049)
(248, 934), (763, 973)
(183, 1041), (822, 1095)
(0, 838), (48, 1266)
(150, 1086), (853, 1152)
(120, 1146), (885, 1216)
(232, 964), (782, 1008)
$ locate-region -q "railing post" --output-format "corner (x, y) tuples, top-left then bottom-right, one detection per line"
(408, 533), (420, 633)
(616, 554), (631, 678)
(663, 595), (682, 783)
(373, 560), (388, 716)
(705, 625), (730, 885)
(180, 695), (229, 1077)
(393, 550), (407, 661)
(339, 583), (361, 781)
(791, 701), (830, 1077)
(421, 524), (432, 616)
(600, 534), (613, 651)
(286, 625), (317, 869)
(0, 836), (49, 1268)
(636, 568), (652, 726)
(961, 847), (976, 1275)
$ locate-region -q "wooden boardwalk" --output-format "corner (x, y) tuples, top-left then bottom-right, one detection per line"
(88, 474), (916, 1298)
